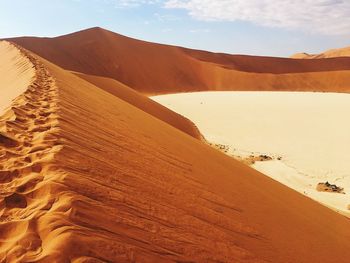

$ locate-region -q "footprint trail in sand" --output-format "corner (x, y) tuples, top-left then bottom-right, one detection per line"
(0, 42), (64, 262)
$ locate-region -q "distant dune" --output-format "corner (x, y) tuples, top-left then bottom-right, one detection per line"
(2, 40), (350, 262)
(292, 45), (350, 59)
(6, 27), (350, 94)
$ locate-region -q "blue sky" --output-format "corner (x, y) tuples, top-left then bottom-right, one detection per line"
(0, 0), (349, 57)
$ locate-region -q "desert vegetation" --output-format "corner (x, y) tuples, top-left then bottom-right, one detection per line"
(317, 182), (345, 194)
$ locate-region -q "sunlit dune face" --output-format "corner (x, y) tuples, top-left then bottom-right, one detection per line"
(0, 41), (35, 113)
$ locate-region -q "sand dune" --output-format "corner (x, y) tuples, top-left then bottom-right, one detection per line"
(6, 27), (350, 94)
(292, 45), (350, 59)
(73, 72), (202, 139)
(2, 41), (350, 262)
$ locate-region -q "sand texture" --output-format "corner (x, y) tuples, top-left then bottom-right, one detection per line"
(6, 27), (350, 94)
(1, 41), (350, 262)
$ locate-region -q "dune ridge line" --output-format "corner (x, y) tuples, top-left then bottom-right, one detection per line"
(0, 42), (65, 261)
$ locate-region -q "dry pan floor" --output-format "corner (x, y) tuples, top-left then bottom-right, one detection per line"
(152, 91), (350, 216)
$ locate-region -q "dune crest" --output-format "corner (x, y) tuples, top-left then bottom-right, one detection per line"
(0, 43), (63, 261)
(0, 41), (35, 113)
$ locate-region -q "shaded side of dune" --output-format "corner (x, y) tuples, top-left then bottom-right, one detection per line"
(2, 44), (350, 262)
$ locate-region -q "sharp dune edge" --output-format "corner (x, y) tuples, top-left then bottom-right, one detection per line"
(72, 71), (202, 139)
(1, 41), (350, 262)
(0, 42), (35, 113)
(7, 27), (350, 94)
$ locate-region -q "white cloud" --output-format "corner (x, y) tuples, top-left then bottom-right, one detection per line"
(164, 0), (350, 35)
(113, 0), (160, 8)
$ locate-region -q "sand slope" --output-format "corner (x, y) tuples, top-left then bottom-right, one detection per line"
(6, 27), (350, 94)
(1, 41), (350, 262)
(73, 72), (202, 139)
(292, 45), (350, 59)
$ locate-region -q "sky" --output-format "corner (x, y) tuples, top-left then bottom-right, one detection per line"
(0, 0), (349, 57)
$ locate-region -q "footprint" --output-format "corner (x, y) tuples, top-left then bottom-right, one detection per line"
(4, 193), (27, 209)
(0, 133), (19, 148)
(0, 170), (20, 183)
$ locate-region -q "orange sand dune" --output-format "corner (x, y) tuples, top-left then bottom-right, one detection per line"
(6, 27), (350, 94)
(73, 72), (201, 139)
(1, 42), (350, 262)
(292, 45), (350, 59)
